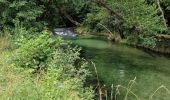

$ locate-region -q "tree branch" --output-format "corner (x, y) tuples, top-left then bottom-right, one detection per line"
(156, 0), (167, 28)
(92, 0), (123, 20)
(60, 6), (80, 26)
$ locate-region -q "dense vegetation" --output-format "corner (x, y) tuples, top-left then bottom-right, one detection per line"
(0, 1), (95, 99)
(0, 0), (170, 100)
(1, 0), (170, 47)
(0, 32), (94, 99)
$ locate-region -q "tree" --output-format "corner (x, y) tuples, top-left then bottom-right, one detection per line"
(0, 0), (90, 31)
(146, 0), (170, 28)
(0, 0), (43, 30)
(84, 0), (167, 47)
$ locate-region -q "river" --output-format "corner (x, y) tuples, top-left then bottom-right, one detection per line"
(71, 37), (170, 100)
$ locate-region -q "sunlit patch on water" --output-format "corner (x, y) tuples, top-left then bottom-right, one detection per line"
(119, 69), (125, 79)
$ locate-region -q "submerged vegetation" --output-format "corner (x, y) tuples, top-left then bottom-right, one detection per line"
(0, 0), (170, 100)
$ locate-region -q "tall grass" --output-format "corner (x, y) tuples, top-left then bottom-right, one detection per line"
(0, 35), (10, 51)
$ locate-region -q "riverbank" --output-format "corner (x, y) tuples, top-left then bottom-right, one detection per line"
(0, 34), (94, 100)
(76, 32), (170, 55)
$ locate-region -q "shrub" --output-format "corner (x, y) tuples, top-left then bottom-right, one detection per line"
(0, 29), (94, 100)
(12, 30), (63, 71)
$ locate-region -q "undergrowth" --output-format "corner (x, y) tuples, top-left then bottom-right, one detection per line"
(0, 30), (94, 100)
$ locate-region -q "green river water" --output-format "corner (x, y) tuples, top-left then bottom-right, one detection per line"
(71, 38), (170, 100)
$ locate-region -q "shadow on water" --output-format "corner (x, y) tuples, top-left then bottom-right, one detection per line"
(71, 38), (170, 100)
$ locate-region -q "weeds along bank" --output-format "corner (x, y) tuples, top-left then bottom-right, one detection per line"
(0, 28), (94, 100)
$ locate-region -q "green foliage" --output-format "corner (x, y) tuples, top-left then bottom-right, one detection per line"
(145, 0), (170, 35)
(0, 0), (44, 30)
(83, 0), (168, 47)
(110, 0), (165, 32)
(12, 31), (63, 70)
(0, 1), (95, 99)
(39, 67), (93, 100)
(1, 0), (170, 99)
(112, 0), (167, 47)
(0, 55), (94, 100)
(0, 30), (94, 100)
(84, 6), (113, 32)
(0, 0), (91, 31)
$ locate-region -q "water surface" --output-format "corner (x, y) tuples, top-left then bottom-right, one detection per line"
(72, 38), (170, 100)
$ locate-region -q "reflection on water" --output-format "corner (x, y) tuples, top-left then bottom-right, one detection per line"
(71, 38), (170, 100)
(119, 69), (125, 79)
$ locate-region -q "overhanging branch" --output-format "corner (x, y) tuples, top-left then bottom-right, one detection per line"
(92, 0), (123, 20)
(59, 6), (80, 26)
(156, 0), (167, 28)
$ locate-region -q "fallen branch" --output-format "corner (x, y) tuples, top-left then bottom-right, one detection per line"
(155, 34), (170, 40)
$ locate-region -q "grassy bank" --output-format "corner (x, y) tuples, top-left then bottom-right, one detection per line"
(0, 33), (94, 100)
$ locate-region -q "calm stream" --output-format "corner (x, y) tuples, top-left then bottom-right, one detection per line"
(71, 38), (170, 100)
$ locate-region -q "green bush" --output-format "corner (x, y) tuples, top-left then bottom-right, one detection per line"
(12, 30), (63, 70)
(0, 29), (94, 100)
